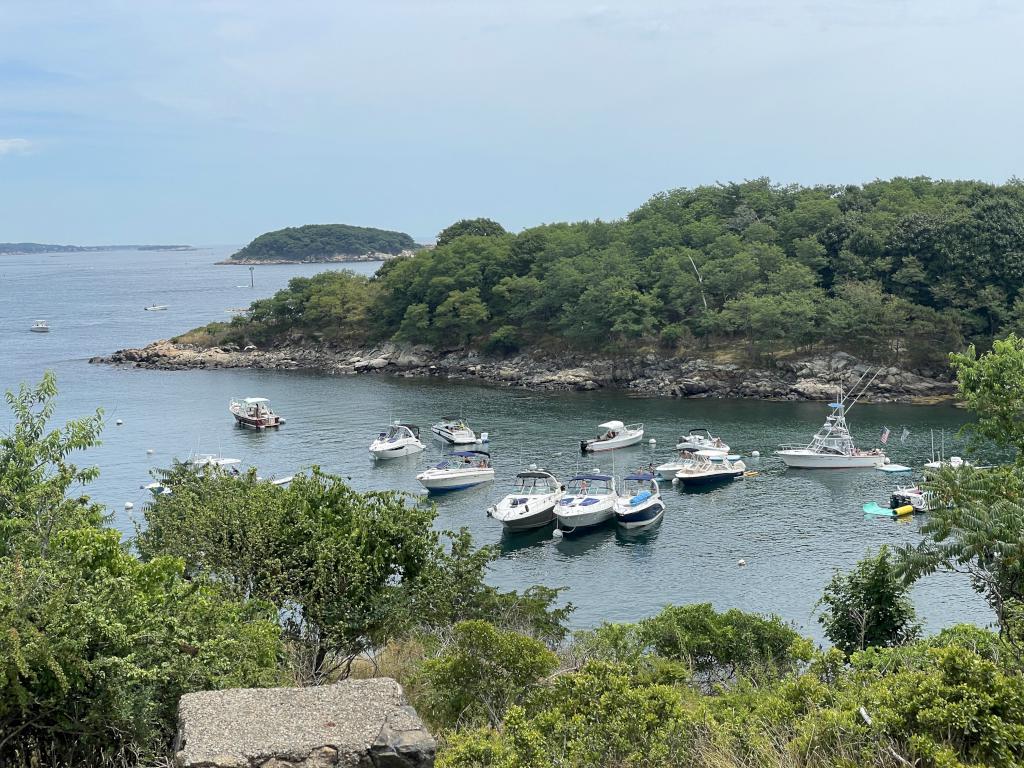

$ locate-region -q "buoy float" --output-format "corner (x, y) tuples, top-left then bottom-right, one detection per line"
(649, 438), (656, 445)
(751, 450), (760, 458)
(737, 559), (747, 567)
(552, 528), (563, 538)
(124, 501), (134, 510)
(115, 419), (123, 426)
(146, 449), (154, 455)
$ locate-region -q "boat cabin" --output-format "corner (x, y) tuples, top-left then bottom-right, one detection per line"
(565, 473), (614, 496)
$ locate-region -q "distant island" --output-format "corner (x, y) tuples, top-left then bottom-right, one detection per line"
(0, 243), (194, 255)
(221, 224), (418, 264)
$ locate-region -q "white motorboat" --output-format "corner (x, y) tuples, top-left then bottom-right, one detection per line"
(30, 320), (49, 333)
(777, 374), (886, 469)
(614, 472), (665, 529)
(675, 454), (747, 486)
(431, 419), (477, 445)
(554, 473), (617, 534)
(654, 450), (700, 481)
(369, 422), (425, 460)
(142, 454), (242, 497)
(890, 485), (934, 513)
(229, 396), (284, 429)
(580, 420), (644, 453)
(416, 450), (494, 493)
(675, 428), (730, 456)
(144, 305), (168, 311)
(488, 467), (564, 531)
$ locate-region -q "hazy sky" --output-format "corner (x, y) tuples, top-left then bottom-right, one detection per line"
(2, 0), (1022, 244)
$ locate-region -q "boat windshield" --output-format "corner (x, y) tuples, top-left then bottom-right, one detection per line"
(566, 477), (612, 495)
(386, 425), (412, 440)
(515, 475), (554, 495)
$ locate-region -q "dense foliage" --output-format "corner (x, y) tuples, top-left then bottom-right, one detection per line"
(230, 223), (416, 261)
(194, 178), (1024, 367)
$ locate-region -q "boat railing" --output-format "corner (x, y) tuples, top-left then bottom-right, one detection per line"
(777, 443), (811, 451)
(625, 423), (644, 432)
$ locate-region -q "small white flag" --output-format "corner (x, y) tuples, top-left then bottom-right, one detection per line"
(900, 427), (910, 444)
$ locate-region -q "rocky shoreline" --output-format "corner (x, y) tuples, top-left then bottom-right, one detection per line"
(216, 249), (415, 265)
(91, 341), (958, 403)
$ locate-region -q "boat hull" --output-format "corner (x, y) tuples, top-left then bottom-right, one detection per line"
(232, 413), (281, 429)
(677, 470), (743, 486)
(655, 462), (688, 481)
(369, 441), (425, 459)
(30, 327), (49, 333)
(777, 451), (884, 469)
(555, 498), (616, 533)
(615, 499), (665, 528)
(416, 469), (494, 493)
(582, 433), (644, 453)
(431, 427), (476, 445)
(490, 498), (558, 531)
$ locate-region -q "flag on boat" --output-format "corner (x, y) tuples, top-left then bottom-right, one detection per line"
(880, 427), (890, 445)
(900, 427), (911, 444)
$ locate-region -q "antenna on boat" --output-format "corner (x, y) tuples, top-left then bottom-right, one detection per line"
(843, 367), (882, 415)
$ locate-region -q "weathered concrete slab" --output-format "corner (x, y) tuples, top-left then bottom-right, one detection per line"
(174, 678), (434, 768)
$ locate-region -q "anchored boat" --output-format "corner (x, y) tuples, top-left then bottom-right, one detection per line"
(555, 473), (617, 534)
(488, 467), (564, 531)
(675, 453), (747, 486)
(30, 319), (49, 333)
(416, 450), (494, 493)
(580, 420), (644, 453)
(431, 419), (477, 445)
(675, 428), (730, 456)
(229, 396), (283, 429)
(614, 472), (665, 529)
(369, 422), (425, 460)
(654, 449), (700, 481)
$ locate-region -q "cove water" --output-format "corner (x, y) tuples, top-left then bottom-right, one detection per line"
(1, 247), (991, 640)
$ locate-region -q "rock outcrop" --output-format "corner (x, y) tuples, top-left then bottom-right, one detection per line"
(174, 678), (434, 768)
(91, 341), (957, 404)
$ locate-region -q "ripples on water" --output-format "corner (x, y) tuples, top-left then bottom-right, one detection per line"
(1, 248), (991, 639)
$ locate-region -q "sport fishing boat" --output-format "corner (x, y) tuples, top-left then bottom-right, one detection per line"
(416, 450), (494, 493)
(229, 397), (284, 429)
(675, 428), (730, 456)
(431, 419), (477, 445)
(614, 472), (665, 529)
(488, 467), (564, 531)
(554, 473), (618, 534)
(580, 421), (644, 453)
(777, 373), (886, 469)
(369, 422), (425, 460)
(674, 453), (746, 486)
(30, 319), (49, 333)
(654, 449), (700, 481)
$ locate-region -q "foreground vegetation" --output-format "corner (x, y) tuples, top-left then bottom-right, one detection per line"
(3, 337), (1024, 766)
(229, 223), (417, 261)
(190, 178), (1024, 367)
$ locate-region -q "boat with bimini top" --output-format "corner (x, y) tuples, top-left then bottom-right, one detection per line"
(555, 473), (618, 534)
(229, 396), (283, 429)
(614, 472), (665, 529)
(488, 466), (564, 531)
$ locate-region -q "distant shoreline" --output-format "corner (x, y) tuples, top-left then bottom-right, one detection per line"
(0, 243), (195, 256)
(216, 253), (401, 266)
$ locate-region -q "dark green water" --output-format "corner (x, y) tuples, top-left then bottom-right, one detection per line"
(2, 249), (991, 640)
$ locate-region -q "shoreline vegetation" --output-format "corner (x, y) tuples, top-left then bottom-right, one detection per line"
(9, 338), (1024, 767)
(101, 179), (1024, 401)
(0, 242), (195, 255)
(223, 223), (419, 263)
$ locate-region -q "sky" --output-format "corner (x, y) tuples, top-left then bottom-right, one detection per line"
(1, 0), (1022, 245)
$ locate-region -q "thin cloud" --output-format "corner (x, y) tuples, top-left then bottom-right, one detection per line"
(0, 138), (33, 155)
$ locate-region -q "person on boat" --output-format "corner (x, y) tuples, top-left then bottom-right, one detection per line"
(580, 480), (589, 494)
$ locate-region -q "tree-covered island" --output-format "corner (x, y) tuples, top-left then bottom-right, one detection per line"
(187, 178), (1024, 369)
(224, 223), (418, 263)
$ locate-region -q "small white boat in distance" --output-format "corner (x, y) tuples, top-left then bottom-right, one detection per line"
(776, 400), (884, 469)
(431, 419), (477, 445)
(488, 467), (564, 531)
(923, 456), (970, 470)
(614, 472), (665, 529)
(655, 450), (700, 481)
(369, 422), (425, 460)
(580, 421), (644, 453)
(229, 397), (283, 429)
(30, 320), (49, 333)
(416, 450), (494, 493)
(144, 305), (168, 311)
(675, 454), (747, 486)
(676, 428), (730, 456)
(554, 473), (617, 534)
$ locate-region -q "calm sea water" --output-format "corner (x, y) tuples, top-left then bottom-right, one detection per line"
(1, 248), (991, 639)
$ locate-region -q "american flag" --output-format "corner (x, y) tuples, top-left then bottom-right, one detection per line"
(880, 427), (890, 445)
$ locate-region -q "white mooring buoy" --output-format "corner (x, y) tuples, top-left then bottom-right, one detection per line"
(146, 448), (154, 455)
(649, 438), (656, 445)
(737, 558), (747, 567)
(115, 418), (124, 426)
(124, 501), (134, 510)
(751, 450), (760, 458)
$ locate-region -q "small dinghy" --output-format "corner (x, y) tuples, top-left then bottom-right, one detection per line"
(229, 396), (283, 429)
(416, 450), (494, 493)
(581, 421), (644, 453)
(675, 428), (730, 456)
(554, 473), (617, 534)
(431, 419), (477, 445)
(675, 453), (746, 486)
(614, 472), (665, 529)
(488, 467), (563, 531)
(369, 422), (425, 460)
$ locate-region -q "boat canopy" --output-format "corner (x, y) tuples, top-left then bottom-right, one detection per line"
(452, 450), (490, 458)
(687, 427), (712, 436)
(598, 420), (625, 430)
(242, 397), (270, 405)
(516, 470), (555, 479)
(623, 472), (655, 481)
(571, 473), (612, 482)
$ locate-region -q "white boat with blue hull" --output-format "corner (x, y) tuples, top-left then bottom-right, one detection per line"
(554, 473), (617, 535)
(416, 450), (494, 493)
(488, 467), (564, 531)
(615, 472), (665, 529)
(369, 422), (425, 460)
